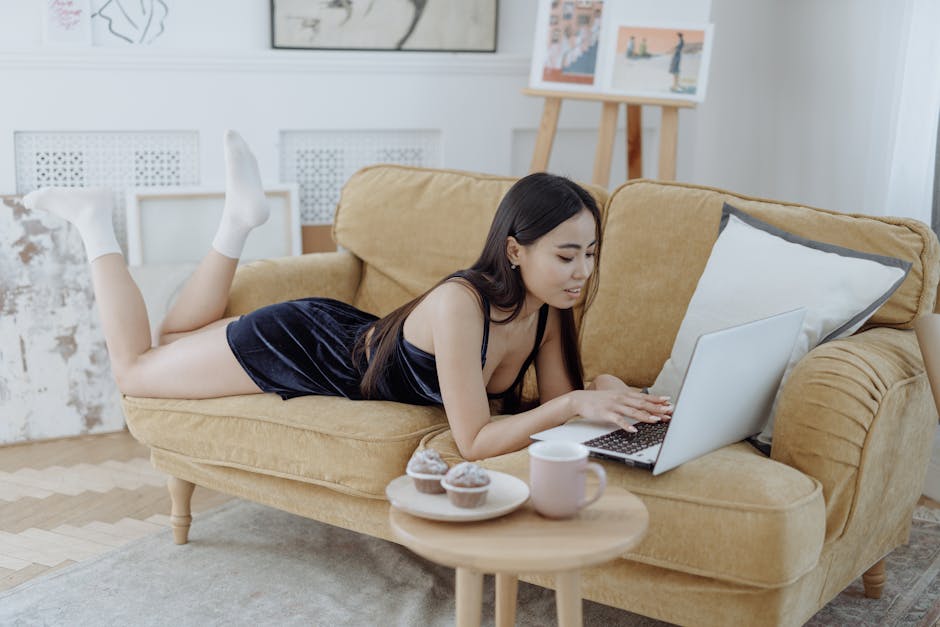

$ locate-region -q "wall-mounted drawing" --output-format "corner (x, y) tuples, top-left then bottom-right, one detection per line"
(92, 0), (169, 45)
(42, 0), (93, 46)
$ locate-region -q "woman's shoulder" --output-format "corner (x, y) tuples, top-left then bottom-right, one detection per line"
(423, 279), (484, 319)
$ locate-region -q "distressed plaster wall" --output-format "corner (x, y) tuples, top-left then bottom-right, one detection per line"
(0, 196), (124, 444)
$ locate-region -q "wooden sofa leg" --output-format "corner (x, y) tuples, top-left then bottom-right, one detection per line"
(863, 558), (886, 599)
(168, 477), (196, 545)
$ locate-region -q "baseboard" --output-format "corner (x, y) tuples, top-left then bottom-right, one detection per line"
(923, 425), (940, 501)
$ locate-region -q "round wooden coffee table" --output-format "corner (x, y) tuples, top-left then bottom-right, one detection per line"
(389, 484), (648, 627)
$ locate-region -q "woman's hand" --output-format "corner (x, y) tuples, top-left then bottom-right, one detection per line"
(567, 388), (673, 433)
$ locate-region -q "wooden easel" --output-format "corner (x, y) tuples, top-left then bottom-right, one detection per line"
(523, 88), (697, 187)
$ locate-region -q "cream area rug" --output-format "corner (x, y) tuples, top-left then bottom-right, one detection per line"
(2, 500), (939, 626)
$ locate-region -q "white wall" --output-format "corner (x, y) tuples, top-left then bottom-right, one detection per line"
(0, 1), (530, 191)
(690, 0), (914, 215)
(0, 2), (921, 211)
(765, 0), (910, 215)
(0, 0), (679, 194)
(688, 0), (775, 195)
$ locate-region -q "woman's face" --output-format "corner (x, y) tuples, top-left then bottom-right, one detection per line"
(512, 208), (597, 310)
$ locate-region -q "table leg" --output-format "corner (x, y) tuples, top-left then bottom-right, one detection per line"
(455, 567), (483, 627)
(495, 573), (518, 627)
(555, 569), (582, 627)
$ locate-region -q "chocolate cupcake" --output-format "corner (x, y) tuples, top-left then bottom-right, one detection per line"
(441, 462), (491, 508)
(406, 449), (449, 494)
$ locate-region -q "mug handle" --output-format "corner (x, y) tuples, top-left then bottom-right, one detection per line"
(579, 462), (607, 510)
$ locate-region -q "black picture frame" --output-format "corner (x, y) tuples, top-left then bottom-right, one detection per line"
(271, 0), (499, 53)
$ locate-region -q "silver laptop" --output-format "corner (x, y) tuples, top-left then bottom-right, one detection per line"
(531, 308), (806, 475)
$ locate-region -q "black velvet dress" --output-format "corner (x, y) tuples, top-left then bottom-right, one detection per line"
(226, 287), (548, 405)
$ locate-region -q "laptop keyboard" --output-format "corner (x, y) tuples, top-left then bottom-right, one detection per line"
(582, 421), (670, 455)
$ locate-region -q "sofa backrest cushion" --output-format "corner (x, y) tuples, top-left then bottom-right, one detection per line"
(333, 165), (609, 316)
(580, 180), (940, 386)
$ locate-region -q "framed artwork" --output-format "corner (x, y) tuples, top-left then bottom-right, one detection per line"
(125, 185), (301, 266)
(42, 0), (93, 46)
(91, 0), (170, 46)
(528, 1), (714, 103)
(271, 0), (499, 52)
(529, 0), (606, 93)
(605, 22), (713, 103)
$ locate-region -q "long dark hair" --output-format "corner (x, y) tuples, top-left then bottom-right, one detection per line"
(354, 172), (603, 412)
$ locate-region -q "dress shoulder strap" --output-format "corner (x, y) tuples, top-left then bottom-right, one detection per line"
(495, 304), (550, 397)
(479, 292), (490, 365)
(445, 271), (489, 366)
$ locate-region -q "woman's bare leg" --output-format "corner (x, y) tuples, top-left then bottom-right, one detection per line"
(90, 257), (257, 397)
(89, 253), (157, 379)
(122, 325), (261, 398)
(22, 187), (149, 373)
(158, 252), (238, 344)
(159, 130), (269, 341)
(23, 185), (261, 399)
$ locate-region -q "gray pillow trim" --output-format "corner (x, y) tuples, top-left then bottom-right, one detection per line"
(717, 202), (913, 343)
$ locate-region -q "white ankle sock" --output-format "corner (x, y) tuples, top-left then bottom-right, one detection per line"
(21, 187), (121, 262)
(211, 130), (270, 259)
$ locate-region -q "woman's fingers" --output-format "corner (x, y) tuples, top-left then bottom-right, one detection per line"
(618, 392), (671, 406)
(628, 409), (661, 423)
(610, 414), (637, 432)
(615, 395), (673, 417)
(609, 404), (661, 424)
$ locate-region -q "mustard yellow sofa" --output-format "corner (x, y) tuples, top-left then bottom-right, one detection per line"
(123, 165), (940, 627)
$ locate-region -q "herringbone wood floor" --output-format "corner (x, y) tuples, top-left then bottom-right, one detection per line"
(0, 430), (232, 591)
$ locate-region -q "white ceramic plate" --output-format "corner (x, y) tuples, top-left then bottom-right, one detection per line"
(386, 471), (530, 522)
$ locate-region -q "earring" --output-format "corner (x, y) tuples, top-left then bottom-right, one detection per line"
(510, 263), (518, 270)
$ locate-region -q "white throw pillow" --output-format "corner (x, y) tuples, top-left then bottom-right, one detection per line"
(649, 204), (911, 445)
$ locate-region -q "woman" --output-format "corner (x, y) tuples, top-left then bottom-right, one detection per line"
(670, 32), (685, 91)
(23, 131), (672, 460)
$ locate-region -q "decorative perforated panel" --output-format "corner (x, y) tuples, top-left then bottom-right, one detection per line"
(14, 132), (199, 252)
(280, 130), (441, 224)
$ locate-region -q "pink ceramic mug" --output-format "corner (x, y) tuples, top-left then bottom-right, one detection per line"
(528, 441), (607, 519)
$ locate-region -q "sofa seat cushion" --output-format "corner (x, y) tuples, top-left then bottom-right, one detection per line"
(423, 428), (825, 588)
(123, 394), (449, 499)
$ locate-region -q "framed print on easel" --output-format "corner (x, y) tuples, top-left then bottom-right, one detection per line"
(529, 0), (607, 94)
(529, 1), (713, 103)
(606, 21), (714, 103)
(525, 1), (714, 185)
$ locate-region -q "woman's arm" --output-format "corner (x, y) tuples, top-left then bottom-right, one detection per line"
(459, 384), (672, 460)
(533, 307), (669, 418)
(431, 291), (670, 460)
(588, 373), (643, 394)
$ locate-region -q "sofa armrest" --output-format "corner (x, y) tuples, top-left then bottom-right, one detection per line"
(224, 251), (362, 317)
(771, 327), (937, 544)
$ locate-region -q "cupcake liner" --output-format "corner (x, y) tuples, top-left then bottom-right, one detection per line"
(406, 469), (445, 494)
(441, 479), (489, 508)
